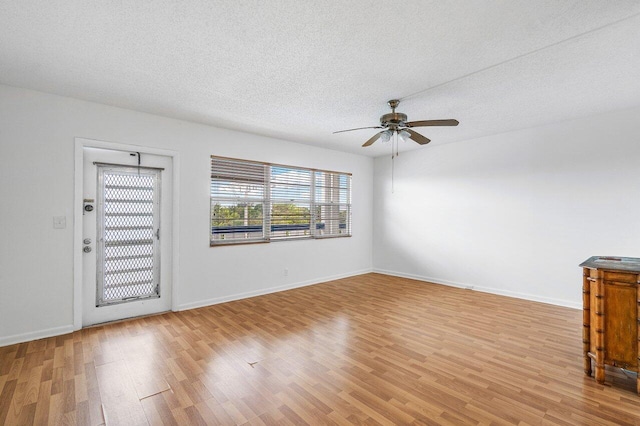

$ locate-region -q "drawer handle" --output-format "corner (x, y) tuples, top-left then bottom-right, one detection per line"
(586, 277), (596, 282)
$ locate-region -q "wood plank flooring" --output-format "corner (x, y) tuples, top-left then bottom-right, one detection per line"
(1, 273), (639, 425)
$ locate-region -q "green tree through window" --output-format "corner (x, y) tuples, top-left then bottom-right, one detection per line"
(210, 156), (351, 245)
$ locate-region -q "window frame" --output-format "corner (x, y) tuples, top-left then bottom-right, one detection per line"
(210, 155), (352, 246)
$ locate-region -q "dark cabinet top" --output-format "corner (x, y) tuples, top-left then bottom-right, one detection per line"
(580, 256), (640, 273)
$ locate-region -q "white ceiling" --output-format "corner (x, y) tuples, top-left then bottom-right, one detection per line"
(1, 1), (640, 157)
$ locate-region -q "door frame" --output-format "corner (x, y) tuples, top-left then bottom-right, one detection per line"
(73, 137), (180, 330)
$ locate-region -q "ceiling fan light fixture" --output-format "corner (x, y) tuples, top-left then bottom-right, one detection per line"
(398, 130), (410, 142)
(380, 130), (392, 143)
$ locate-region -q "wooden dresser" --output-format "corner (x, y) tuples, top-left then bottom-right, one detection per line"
(580, 256), (640, 395)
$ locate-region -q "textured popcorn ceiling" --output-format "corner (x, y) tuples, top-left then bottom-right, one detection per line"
(1, 1), (639, 156)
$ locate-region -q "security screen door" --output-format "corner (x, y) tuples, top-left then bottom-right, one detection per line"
(82, 148), (172, 326)
(96, 164), (161, 305)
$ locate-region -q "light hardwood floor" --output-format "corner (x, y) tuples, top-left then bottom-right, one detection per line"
(1, 273), (639, 425)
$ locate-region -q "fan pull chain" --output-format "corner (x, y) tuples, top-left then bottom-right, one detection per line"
(391, 131), (398, 193)
(391, 149), (394, 193)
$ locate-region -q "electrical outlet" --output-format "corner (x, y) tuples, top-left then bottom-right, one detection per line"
(284, 268), (289, 277)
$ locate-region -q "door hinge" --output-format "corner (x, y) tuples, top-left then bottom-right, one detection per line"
(155, 228), (160, 240)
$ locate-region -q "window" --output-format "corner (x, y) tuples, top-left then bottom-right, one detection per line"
(314, 170), (350, 237)
(210, 157), (266, 243)
(210, 156), (351, 245)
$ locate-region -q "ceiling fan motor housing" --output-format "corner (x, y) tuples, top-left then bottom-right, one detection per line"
(380, 112), (407, 130)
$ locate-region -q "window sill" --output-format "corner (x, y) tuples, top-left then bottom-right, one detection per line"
(210, 234), (351, 247)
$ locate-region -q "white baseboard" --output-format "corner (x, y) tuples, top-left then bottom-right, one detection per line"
(176, 268), (374, 311)
(0, 324), (75, 348)
(4, 268), (577, 347)
(372, 268), (581, 310)
(1, 270), (373, 347)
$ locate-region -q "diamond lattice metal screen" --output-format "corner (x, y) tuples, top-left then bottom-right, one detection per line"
(96, 165), (161, 306)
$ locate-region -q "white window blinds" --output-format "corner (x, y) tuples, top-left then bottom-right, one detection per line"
(314, 170), (351, 238)
(210, 156), (352, 246)
(210, 157), (267, 243)
(270, 166), (312, 239)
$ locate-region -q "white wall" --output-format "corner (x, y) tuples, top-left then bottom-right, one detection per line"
(0, 84), (373, 345)
(3, 80), (636, 346)
(373, 106), (640, 308)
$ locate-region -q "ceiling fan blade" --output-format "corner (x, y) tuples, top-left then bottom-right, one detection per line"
(405, 119), (459, 128)
(404, 129), (431, 145)
(362, 131), (384, 147)
(333, 126), (383, 134)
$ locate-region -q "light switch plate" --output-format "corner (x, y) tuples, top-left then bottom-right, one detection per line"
(53, 216), (66, 229)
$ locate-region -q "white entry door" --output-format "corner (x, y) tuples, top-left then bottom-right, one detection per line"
(82, 147), (172, 326)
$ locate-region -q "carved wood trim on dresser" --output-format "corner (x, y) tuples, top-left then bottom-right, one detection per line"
(580, 256), (640, 395)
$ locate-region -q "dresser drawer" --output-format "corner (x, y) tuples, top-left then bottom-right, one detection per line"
(603, 271), (638, 284)
(589, 268), (639, 284)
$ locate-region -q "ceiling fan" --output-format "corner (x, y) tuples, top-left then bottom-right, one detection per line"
(334, 99), (459, 147)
